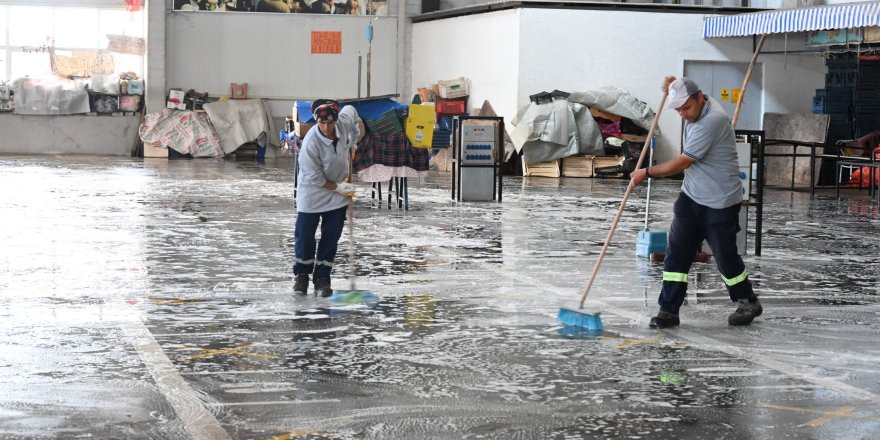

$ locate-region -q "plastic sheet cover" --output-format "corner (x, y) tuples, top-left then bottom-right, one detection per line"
(139, 109), (223, 157)
(12, 76), (90, 115)
(203, 99), (270, 155)
(510, 87), (657, 165)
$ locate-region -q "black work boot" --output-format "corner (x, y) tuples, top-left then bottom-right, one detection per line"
(649, 311), (680, 329)
(728, 298), (763, 326)
(293, 274), (309, 296)
(313, 278), (333, 298)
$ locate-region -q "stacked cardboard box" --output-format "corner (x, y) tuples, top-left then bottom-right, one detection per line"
(291, 101), (315, 138)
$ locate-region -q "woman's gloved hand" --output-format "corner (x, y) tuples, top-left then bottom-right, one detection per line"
(335, 181), (355, 194)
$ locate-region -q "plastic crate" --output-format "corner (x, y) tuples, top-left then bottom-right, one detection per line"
(432, 129), (451, 149)
(435, 97), (466, 115)
(823, 88), (852, 113)
(438, 115), (454, 131)
(812, 95), (825, 114)
(365, 109), (403, 136)
(856, 99), (880, 114)
(437, 77), (469, 99)
(826, 54), (858, 69)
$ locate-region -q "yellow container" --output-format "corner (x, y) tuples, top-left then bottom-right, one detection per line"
(405, 104), (435, 148)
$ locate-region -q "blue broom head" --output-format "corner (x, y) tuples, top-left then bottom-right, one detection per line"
(330, 289), (378, 307)
(557, 307), (603, 331)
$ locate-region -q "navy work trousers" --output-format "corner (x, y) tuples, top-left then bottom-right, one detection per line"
(293, 205), (347, 281)
(659, 193), (755, 315)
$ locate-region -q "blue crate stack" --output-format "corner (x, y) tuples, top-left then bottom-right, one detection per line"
(816, 54), (880, 142)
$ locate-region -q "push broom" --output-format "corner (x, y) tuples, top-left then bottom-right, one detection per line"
(330, 173), (377, 306)
(558, 91), (668, 330)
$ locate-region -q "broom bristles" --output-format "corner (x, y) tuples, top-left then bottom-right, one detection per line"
(557, 307), (603, 330)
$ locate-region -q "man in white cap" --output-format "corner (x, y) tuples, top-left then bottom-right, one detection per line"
(293, 99), (361, 297)
(630, 76), (761, 329)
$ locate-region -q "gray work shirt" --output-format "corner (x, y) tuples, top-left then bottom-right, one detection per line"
(295, 106), (361, 213)
(681, 96), (742, 209)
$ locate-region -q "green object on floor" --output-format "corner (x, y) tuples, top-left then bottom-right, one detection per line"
(660, 370), (686, 386)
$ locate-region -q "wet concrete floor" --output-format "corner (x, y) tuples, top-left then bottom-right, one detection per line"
(1, 155), (879, 439)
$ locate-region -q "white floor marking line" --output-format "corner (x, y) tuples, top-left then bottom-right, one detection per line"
(458, 255), (880, 404)
(116, 300), (231, 440)
(206, 399), (341, 407)
(180, 369), (305, 376)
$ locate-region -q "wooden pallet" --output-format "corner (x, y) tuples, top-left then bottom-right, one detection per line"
(522, 158), (561, 177)
(562, 155), (594, 177)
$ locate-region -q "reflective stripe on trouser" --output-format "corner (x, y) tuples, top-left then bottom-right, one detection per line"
(658, 194), (755, 315)
(722, 269), (748, 286)
(663, 272), (688, 283)
(293, 205), (347, 280)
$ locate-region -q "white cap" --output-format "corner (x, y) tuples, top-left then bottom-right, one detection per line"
(666, 77), (701, 109)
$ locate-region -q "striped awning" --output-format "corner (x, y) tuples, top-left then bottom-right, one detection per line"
(703, 1), (880, 38)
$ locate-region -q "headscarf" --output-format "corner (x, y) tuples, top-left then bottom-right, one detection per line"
(312, 99), (340, 122)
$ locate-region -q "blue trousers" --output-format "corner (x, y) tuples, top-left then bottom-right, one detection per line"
(659, 193), (755, 315)
(293, 206), (347, 281)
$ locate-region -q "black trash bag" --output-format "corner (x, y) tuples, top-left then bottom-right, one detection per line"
(621, 141), (647, 177)
(603, 139), (622, 156)
(501, 147), (523, 176)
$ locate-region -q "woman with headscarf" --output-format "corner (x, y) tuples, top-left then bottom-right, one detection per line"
(293, 99), (362, 297)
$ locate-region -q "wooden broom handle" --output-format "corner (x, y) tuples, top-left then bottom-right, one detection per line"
(732, 34), (767, 128)
(579, 92), (668, 308)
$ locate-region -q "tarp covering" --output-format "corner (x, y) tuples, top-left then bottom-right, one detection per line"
(510, 87), (656, 165)
(203, 99), (270, 155)
(139, 109), (223, 157)
(12, 76), (90, 115)
(703, 2), (880, 38)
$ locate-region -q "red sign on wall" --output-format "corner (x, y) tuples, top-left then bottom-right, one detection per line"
(311, 31), (342, 54)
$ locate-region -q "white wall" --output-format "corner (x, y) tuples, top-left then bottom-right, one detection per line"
(0, 115), (141, 155)
(519, 9), (821, 162)
(411, 9), (520, 117)
(414, 8), (824, 163)
(166, 12), (398, 99)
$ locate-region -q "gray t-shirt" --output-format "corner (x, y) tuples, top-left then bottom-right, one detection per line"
(295, 106), (361, 213)
(681, 97), (742, 209)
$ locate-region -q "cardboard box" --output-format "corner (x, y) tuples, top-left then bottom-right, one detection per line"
(166, 89), (186, 110)
(432, 147), (453, 172)
(294, 121), (314, 138)
(143, 142), (168, 158)
(292, 101), (315, 137)
(562, 155), (594, 177)
(523, 158), (561, 177)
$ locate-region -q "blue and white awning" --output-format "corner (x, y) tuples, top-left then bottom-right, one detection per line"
(703, 1), (880, 38)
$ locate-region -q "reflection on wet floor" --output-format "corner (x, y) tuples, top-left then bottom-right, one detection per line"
(1, 156), (879, 439)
